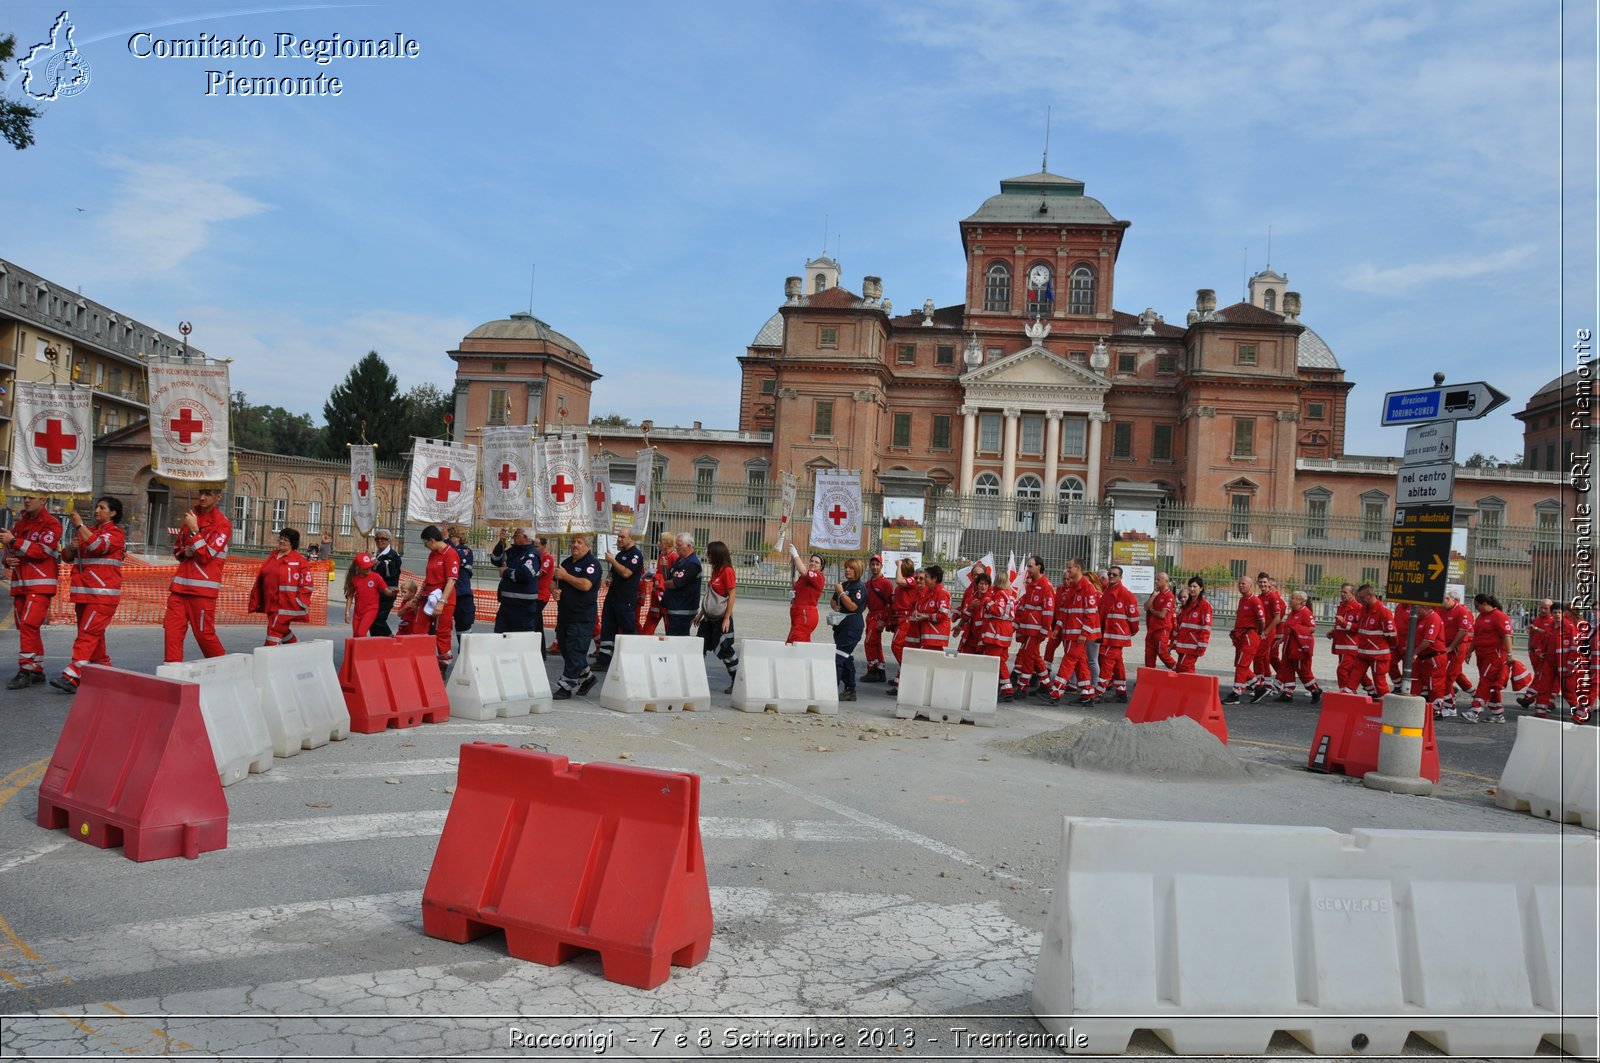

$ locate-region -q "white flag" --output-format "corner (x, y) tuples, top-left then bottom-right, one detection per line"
(774, 471), (798, 551)
(148, 358), (231, 486)
(1006, 551), (1019, 586)
(408, 438), (478, 526)
(957, 552), (996, 591)
(534, 435), (591, 534)
(11, 382), (92, 495)
(590, 454), (612, 533)
(349, 444), (378, 536)
(809, 469), (863, 551)
(481, 426), (536, 524)
(631, 446), (655, 536)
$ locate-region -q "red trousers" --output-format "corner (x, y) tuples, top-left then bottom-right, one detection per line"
(1014, 634), (1046, 685)
(265, 612), (299, 646)
(1473, 649), (1507, 705)
(1175, 651), (1201, 674)
(65, 602), (116, 679)
(1145, 629), (1175, 668)
(982, 643), (1012, 692)
(786, 605), (818, 644)
(1231, 631), (1261, 690)
(892, 620), (916, 665)
(431, 607), (456, 667)
(865, 614), (889, 667)
(1360, 654), (1392, 698)
(1335, 651), (1365, 693)
(1051, 639), (1088, 693)
(1446, 646), (1470, 692)
(352, 604), (377, 638)
(1275, 651), (1317, 689)
(165, 593), (225, 662)
(13, 593), (51, 674)
(1252, 638), (1274, 681)
(1099, 643), (1128, 691)
(1410, 654), (1444, 700)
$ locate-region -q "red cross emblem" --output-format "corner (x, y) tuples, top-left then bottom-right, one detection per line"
(170, 406), (204, 444)
(425, 465), (461, 502)
(636, 490), (647, 508)
(550, 475), (574, 503)
(33, 418), (78, 465)
(356, 474), (370, 498)
(594, 481), (607, 512)
(497, 463), (518, 490)
(828, 504), (849, 526)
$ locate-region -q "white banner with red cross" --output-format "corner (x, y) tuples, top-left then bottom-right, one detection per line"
(533, 434), (592, 535)
(148, 358), (231, 486)
(11, 381), (92, 495)
(480, 426), (536, 524)
(348, 444), (379, 536)
(590, 454), (612, 533)
(809, 469), (863, 551)
(407, 438), (478, 526)
(631, 446), (655, 536)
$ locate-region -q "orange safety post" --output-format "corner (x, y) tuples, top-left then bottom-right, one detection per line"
(423, 743), (713, 990)
(1309, 691), (1440, 782)
(1123, 666), (1230, 744)
(36, 665), (228, 861)
(339, 635), (451, 733)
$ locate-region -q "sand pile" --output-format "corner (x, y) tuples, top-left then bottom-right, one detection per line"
(1000, 716), (1254, 779)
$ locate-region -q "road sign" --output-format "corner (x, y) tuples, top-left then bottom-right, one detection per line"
(1386, 503), (1454, 606)
(1395, 461), (1456, 505)
(1402, 422), (1456, 466)
(1381, 382), (1509, 425)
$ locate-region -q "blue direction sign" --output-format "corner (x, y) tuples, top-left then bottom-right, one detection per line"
(1382, 381), (1509, 425)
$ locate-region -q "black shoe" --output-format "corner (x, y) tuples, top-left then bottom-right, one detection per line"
(997, 691), (1013, 703)
(592, 660), (609, 673)
(1112, 690), (1128, 704)
(862, 669), (886, 684)
(885, 681), (898, 695)
(1075, 694), (1098, 706)
(1275, 693), (1294, 703)
(1222, 692), (1241, 705)
(1309, 688), (1322, 702)
(1249, 686), (1273, 704)
(839, 689), (857, 702)
(1515, 693), (1534, 708)
(577, 674), (598, 696)
(552, 687), (573, 700)
(48, 675), (78, 694)
(7, 671), (38, 691)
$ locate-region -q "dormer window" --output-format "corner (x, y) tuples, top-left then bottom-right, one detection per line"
(815, 273), (827, 292)
(1264, 288), (1278, 312)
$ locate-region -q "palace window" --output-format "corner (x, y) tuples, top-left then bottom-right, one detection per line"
(1157, 352), (1177, 375)
(1230, 494), (1252, 540)
(984, 263), (1011, 311)
(897, 343), (915, 364)
(1112, 422), (1133, 460)
(306, 500), (322, 535)
(1061, 416), (1085, 458)
(1237, 344), (1258, 365)
(1152, 423), (1172, 461)
(1117, 352), (1136, 374)
(819, 326), (838, 348)
(1020, 415), (1043, 455)
(936, 344), (954, 366)
(931, 414), (951, 450)
(974, 472), (1000, 497)
(695, 465), (715, 505)
(488, 388), (509, 425)
(814, 400), (834, 436)
(892, 413), (912, 448)
(1068, 266), (1095, 315)
(1233, 418), (1255, 458)
(1307, 401), (1325, 420)
(760, 378), (776, 395)
(979, 413), (1001, 453)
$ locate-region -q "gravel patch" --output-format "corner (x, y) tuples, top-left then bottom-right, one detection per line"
(997, 716), (1257, 779)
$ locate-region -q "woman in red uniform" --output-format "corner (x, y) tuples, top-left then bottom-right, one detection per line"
(1463, 593), (1514, 724)
(345, 552), (385, 637)
(696, 540), (740, 693)
(888, 558), (920, 682)
(786, 546), (826, 643)
(1172, 576), (1213, 674)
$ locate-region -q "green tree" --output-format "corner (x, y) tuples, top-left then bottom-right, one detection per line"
(401, 382), (453, 442)
(232, 392), (325, 456)
(322, 350), (405, 458)
(590, 412), (634, 428)
(0, 36), (41, 151)
(1463, 452), (1523, 469)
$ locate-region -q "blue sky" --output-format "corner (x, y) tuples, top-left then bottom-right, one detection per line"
(4, 0), (1595, 461)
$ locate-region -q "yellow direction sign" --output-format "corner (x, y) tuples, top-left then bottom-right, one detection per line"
(1386, 503), (1455, 606)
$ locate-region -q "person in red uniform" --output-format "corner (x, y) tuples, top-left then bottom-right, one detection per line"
(1041, 563), (1075, 687)
(887, 558), (921, 688)
(953, 562), (989, 655)
(1172, 576), (1213, 673)
(535, 535), (557, 652)
(419, 525), (460, 675)
(979, 572), (1017, 701)
(1531, 604), (1584, 719)
(912, 565), (952, 652)
(1436, 590), (1475, 716)
(1042, 558), (1100, 705)
(1353, 584), (1397, 702)
(1012, 555), (1054, 695)
(1463, 592), (1514, 723)
(1097, 565), (1139, 702)
(1408, 603), (1447, 703)
(1224, 576), (1265, 705)
(640, 533), (677, 636)
(2, 494), (63, 688)
(861, 555), (896, 683)
(49, 496), (124, 694)
(1144, 570), (1177, 669)
(1518, 599), (1556, 708)
(345, 552), (385, 638)
(1251, 572), (1285, 698)
(1328, 583), (1363, 695)
(786, 546), (826, 643)
(164, 486), (232, 663)
(252, 527), (312, 647)
(1271, 589), (1320, 702)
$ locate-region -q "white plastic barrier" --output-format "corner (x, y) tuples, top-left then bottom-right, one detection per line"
(448, 633), (552, 719)
(731, 639), (838, 715)
(252, 640), (349, 755)
(1032, 817), (1598, 1057)
(893, 649), (998, 726)
(157, 655), (273, 787)
(599, 634), (710, 714)
(1496, 715), (1599, 830)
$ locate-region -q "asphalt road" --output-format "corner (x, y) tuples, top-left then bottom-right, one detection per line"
(0, 600), (1576, 1060)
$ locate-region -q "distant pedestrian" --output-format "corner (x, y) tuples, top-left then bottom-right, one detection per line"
(661, 532), (702, 637)
(551, 535), (602, 700)
(367, 529), (401, 636)
(1172, 576), (1212, 673)
(345, 552), (385, 638)
(694, 540), (739, 693)
(831, 558), (865, 701)
(489, 526), (541, 633)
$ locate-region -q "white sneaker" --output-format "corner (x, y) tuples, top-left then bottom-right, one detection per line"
(1488, 708), (1507, 724)
(1460, 707), (1483, 724)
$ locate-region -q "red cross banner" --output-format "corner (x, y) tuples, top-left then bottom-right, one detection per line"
(774, 471), (798, 551)
(590, 454), (612, 533)
(407, 438), (479, 527)
(12, 381), (92, 495)
(808, 469), (862, 551)
(533, 434), (591, 534)
(630, 446), (655, 536)
(480, 426), (536, 524)
(348, 444), (378, 536)
(147, 357), (231, 487)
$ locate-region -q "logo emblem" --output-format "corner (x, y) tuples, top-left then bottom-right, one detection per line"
(164, 401), (213, 453)
(20, 11), (91, 102)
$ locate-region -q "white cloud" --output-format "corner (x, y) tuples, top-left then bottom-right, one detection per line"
(1341, 243), (1538, 295)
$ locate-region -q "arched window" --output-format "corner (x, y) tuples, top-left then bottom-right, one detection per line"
(815, 273), (827, 292)
(1069, 266), (1095, 315)
(1025, 263), (1054, 316)
(1057, 476), (1087, 531)
(984, 262), (1011, 311)
(1058, 476), (1086, 504)
(974, 472), (1000, 498)
(1016, 474), (1042, 500)
(1264, 288), (1277, 312)
(1016, 474), (1043, 531)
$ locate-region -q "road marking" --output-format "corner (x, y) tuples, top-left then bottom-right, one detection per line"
(260, 757), (461, 782)
(0, 759), (48, 809)
(0, 836), (66, 875)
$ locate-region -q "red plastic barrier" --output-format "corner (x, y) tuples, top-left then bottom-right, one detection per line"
(1307, 692), (1440, 782)
(1124, 666), (1229, 744)
(36, 665), (228, 861)
(422, 743), (712, 990)
(339, 635), (450, 732)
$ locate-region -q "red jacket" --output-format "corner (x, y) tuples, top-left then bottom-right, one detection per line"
(1059, 575), (1101, 641)
(1260, 589), (1286, 638)
(1414, 610), (1446, 659)
(890, 577), (920, 624)
(1356, 600), (1397, 658)
(1099, 582), (1139, 647)
(1174, 596), (1213, 653)
(1016, 575), (1055, 637)
(252, 549), (313, 619)
(1471, 609), (1513, 656)
(1233, 592), (1265, 638)
(6, 508), (63, 598)
(171, 507), (232, 599)
(1442, 602), (1475, 656)
(1282, 604), (1316, 658)
(66, 520), (125, 604)
(1529, 614), (1557, 662)
(1330, 597), (1362, 654)
(980, 586), (1016, 647)
(1144, 587), (1176, 633)
(913, 583), (952, 647)
(865, 574), (895, 618)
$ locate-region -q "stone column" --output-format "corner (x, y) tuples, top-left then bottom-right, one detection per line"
(1001, 407), (1020, 498)
(958, 406), (977, 496)
(1044, 410), (1062, 497)
(1087, 411), (1108, 502)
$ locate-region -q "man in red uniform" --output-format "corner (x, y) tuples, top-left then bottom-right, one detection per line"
(861, 555), (896, 683)
(165, 486), (232, 663)
(420, 525), (460, 674)
(252, 527), (312, 646)
(1144, 570), (1176, 669)
(51, 496), (125, 693)
(1250, 572), (1285, 701)
(1463, 593), (1515, 723)
(1329, 582), (1363, 695)
(1012, 555), (1054, 695)
(1224, 576), (1265, 705)
(640, 533), (676, 636)
(1272, 589), (1321, 702)
(952, 562), (988, 655)
(1409, 604), (1447, 703)
(1437, 590), (1475, 716)
(911, 565), (952, 653)
(886, 558), (921, 690)
(1530, 603), (1582, 718)
(1097, 565), (1139, 702)
(1353, 584), (1397, 702)
(1519, 599), (1555, 708)
(2, 494), (63, 688)
(1042, 559), (1100, 705)
(980, 573), (1017, 701)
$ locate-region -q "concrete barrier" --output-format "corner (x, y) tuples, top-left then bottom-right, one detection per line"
(731, 639), (838, 715)
(157, 655), (274, 786)
(1496, 715), (1599, 830)
(599, 634), (710, 714)
(1032, 817), (1597, 1057)
(449, 633), (553, 719)
(893, 649), (998, 726)
(252, 640), (349, 755)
